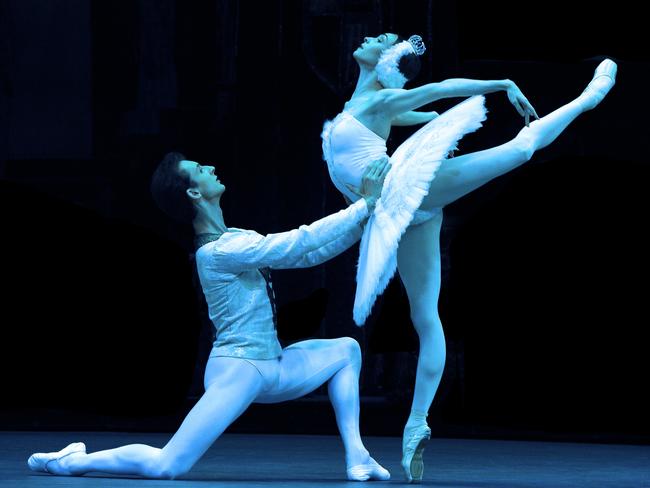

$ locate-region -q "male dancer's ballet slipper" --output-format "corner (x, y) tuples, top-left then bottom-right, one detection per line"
(581, 59), (617, 110)
(27, 442), (86, 474)
(401, 424), (431, 483)
(346, 457), (391, 481)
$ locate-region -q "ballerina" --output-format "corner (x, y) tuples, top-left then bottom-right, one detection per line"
(321, 32), (616, 482)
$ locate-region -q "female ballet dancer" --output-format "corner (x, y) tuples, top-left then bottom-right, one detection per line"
(321, 33), (616, 482)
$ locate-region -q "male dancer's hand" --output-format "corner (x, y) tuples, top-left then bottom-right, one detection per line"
(356, 156), (391, 212)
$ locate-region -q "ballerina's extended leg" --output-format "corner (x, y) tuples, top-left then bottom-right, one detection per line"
(421, 58), (617, 209)
(395, 215), (444, 482)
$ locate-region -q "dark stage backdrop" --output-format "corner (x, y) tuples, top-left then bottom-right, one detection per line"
(1, 0), (648, 442)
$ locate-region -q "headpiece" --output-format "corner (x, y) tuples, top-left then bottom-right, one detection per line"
(407, 35), (426, 56)
(376, 34), (426, 88)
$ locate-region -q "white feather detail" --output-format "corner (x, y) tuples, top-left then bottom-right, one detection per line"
(376, 41), (412, 88)
(352, 95), (488, 325)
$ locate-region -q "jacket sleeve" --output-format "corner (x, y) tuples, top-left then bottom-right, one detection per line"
(210, 199), (369, 273)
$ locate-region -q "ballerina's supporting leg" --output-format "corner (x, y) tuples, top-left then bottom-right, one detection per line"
(39, 358), (264, 478)
(397, 214), (445, 417)
(396, 214), (446, 481)
(421, 59), (617, 210)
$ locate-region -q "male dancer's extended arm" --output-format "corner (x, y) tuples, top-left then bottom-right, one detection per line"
(275, 216), (364, 269)
(208, 158), (390, 273)
(211, 199), (370, 273)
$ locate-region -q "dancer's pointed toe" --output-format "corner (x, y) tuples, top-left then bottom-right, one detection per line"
(401, 424), (431, 483)
(580, 58), (617, 110)
(27, 442), (86, 474)
(594, 58), (617, 82)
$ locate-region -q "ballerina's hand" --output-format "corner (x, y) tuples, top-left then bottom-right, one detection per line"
(506, 82), (539, 127)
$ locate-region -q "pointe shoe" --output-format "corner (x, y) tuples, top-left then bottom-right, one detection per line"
(580, 58), (617, 110)
(27, 442), (86, 474)
(346, 457), (391, 481)
(401, 424), (431, 483)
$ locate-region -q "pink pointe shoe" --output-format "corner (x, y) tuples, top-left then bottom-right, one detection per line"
(27, 442), (86, 474)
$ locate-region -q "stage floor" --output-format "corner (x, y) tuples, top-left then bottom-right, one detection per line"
(2, 431), (648, 487)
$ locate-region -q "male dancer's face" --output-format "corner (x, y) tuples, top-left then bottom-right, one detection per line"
(178, 159), (226, 201)
(353, 33), (399, 65)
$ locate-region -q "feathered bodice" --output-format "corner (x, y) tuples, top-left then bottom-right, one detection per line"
(321, 112), (387, 202)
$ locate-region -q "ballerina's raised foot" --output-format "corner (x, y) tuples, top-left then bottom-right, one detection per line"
(580, 58), (617, 111)
(401, 424), (431, 483)
(347, 457), (391, 481)
(27, 442), (86, 475)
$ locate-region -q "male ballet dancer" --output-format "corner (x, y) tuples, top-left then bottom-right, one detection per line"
(27, 154), (392, 481)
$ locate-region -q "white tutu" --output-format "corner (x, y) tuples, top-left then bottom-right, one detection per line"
(353, 95), (488, 325)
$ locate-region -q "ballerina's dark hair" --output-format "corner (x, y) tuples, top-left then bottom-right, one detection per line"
(150, 151), (197, 224)
(395, 35), (422, 82)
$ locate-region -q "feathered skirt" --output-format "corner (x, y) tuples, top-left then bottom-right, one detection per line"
(323, 95), (488, 325)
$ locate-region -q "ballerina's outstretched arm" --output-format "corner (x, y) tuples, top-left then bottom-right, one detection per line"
(379, 78), (539, 126)
(391, 110), (438, 126)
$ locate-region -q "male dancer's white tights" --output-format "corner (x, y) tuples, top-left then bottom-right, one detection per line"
(34, 337), (373, 479)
